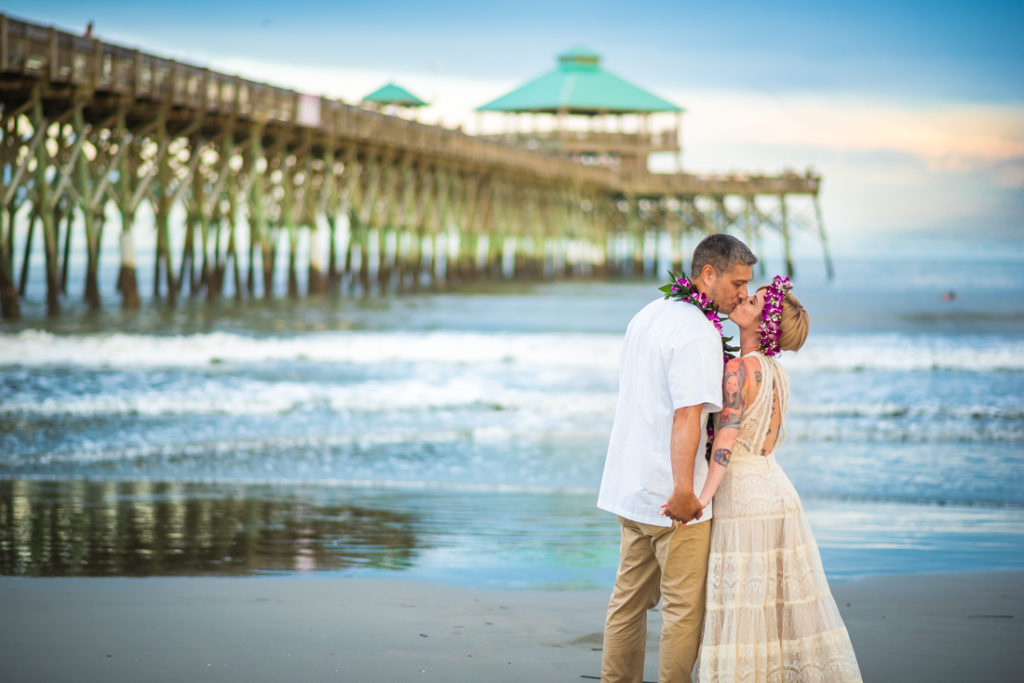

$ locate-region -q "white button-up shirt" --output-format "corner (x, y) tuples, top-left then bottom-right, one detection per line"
(597, 297), (724, 526)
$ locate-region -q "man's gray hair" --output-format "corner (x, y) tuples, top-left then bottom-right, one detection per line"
(690, 234), (757, 278)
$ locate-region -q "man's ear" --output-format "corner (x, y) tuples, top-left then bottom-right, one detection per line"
(700, 263), (717, 286)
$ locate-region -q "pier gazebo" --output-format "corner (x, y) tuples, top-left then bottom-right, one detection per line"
(476, 47), (684, 178)
(361, 82), (428, 119)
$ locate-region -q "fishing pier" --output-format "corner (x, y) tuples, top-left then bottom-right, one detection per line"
(0, 15), (830, 318)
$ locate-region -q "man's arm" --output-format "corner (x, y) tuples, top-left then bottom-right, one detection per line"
(661, 404), (705, 524)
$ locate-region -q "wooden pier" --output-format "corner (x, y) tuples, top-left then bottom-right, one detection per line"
(0, 15), (830, 318)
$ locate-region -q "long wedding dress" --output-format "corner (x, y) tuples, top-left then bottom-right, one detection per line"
(697, 352), (862, 682)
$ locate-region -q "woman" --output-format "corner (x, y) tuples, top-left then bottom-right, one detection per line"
(696, 276), (862, 682)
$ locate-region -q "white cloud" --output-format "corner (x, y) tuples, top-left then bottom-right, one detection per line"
(992, 158), (1024, 189)
(208, 56), (516, 130)
(670, 89), (1024, 181)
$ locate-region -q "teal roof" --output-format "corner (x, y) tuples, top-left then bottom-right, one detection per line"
(362, 82), (427, 107)
(477, 47), (682, 114)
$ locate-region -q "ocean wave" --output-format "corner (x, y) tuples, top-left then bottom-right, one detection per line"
(0, 427), (606, 496)
(3, 429), (476, 467)
(799, 491), (1024, 510)
(790, 334), (1024, 372)
(0, 379), (617, 418)
(0, 329), (621, 369)
(786, 423), (1024, 444)
(1, 381), (1020, 446)
(0, 472), (598, 496)
(4, 390), (1020, 445)
(790, 402), (1024, 421)
(2, 329), (1023, 372)
(3, 412), (1020, 480)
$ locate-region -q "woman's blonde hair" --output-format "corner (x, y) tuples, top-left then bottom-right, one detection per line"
(778, 291), (809, 352)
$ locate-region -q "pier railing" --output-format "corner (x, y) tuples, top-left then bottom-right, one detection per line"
(0, 14), (616, 186)
(480, 129), (681, 157)
(620, 169), (821, 197)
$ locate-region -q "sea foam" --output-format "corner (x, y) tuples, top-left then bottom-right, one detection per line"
(2, 329), (1022, 372)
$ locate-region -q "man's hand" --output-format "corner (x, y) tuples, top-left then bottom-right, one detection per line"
(661, 489), (704, 525)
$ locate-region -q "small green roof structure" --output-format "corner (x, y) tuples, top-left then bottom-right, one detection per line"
(362, 82), (428, 108)
(477, 47), (682, 115)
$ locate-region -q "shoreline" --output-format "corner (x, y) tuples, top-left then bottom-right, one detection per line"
(2, 570), (1021, 682)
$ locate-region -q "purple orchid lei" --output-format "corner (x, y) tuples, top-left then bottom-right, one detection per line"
(758, 275), (793, 357)
(659, 272), (738, 364)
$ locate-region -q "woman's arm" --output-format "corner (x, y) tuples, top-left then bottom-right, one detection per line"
(698, 357), (756, 507)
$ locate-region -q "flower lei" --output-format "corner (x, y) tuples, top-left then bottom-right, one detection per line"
(659, 272), (738, 363)
(758, 275), (793, 357)
(660, 272), (738, 461)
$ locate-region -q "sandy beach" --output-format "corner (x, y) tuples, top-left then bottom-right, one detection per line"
(1, 571), (1020, 682)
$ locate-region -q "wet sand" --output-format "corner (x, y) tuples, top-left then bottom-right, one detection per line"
(1, 571), (1021, 682)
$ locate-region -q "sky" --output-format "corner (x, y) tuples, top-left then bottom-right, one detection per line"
(7, 1), (1023, 254)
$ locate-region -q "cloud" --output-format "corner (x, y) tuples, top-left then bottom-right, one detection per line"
(672, 89), (1024, 184)
(991, 157), (1024, 189)
(208, 56), (516, 129)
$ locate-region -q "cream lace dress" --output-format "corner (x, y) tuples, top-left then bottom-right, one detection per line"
(697, 352), (862, 682)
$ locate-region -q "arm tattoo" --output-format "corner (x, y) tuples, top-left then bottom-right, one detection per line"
(719, 361), (747, 429)
(713, 448), (731, 467)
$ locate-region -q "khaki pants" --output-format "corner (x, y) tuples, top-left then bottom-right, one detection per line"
(601, 516), (712, 683)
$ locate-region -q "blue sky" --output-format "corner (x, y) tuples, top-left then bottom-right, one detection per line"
(7, 1), (1023, 251)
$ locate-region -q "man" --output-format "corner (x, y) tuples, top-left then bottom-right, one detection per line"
(597, 234), (756, 682)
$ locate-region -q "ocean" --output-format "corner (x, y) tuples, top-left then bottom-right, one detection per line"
(1, 243), (1023, 588)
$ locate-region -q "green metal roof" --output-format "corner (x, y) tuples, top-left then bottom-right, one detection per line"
(477, 47), (682, 114)
(362, 82), (428, 107)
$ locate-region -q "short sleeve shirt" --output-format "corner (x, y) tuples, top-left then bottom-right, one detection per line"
(597, 297), (724, 526)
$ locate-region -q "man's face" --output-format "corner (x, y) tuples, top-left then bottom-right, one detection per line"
(707, 264), (753, 313)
